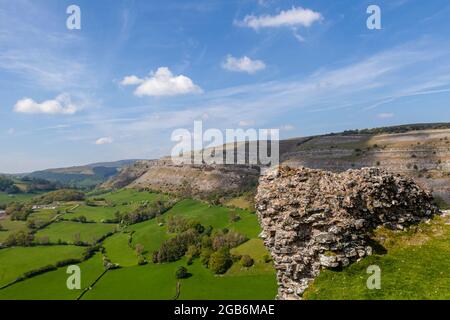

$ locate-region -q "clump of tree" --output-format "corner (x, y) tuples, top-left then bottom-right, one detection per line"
(0, 176), (20, 194)
(153, 229), (201, 263)
(240, 255), (254, 268)
(175, 266), (190, 279)
(70, 215), (88, 223)
(135, 243), (147, 265)
(153, 216), (247, 275)
(20, 177), (61, 192)
(211, 229), (247, 251)
(229, 211), (241, 223)
(208, 248), (233, 274)
(102, 256), (119, 270)
(4, 230), (34, 246)
(119, 199), (175, 225)
(5, 202), (33, 221)
(33, 189), (85, 205)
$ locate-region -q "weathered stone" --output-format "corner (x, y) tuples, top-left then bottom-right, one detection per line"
(319, 254), (339, 268)
(255, 166), (439, 300)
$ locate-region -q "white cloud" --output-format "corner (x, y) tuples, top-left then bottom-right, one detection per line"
(121, 67), (203, 97)
(293, 32), (305, 43)
(95, 137), (113, 145)
(377, 112), (395, 119)
(238, 120), (255, 127)
(236, 6), (322, 30)
(222, 55), (266, 74)
(120, 75), (144, 86)
(13, 94), (78, 115)
(280, 124), (295, 131)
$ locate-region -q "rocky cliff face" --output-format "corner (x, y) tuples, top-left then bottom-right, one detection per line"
(281, 129), (450, 202)
(102, 127), (450, 203)
(102, 160), (156, 189)
(255, 166), (439, 300)
(105, 159), (260, 199)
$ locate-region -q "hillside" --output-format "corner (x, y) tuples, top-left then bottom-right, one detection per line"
(24, 160), (141, 189)
(103, 124), (450, 205)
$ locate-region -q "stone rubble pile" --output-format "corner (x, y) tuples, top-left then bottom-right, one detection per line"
(255, 166), (439, 300)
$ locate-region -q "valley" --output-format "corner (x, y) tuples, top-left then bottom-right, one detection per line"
(0, 189), (277, 300)
(0, 124), (449, 300)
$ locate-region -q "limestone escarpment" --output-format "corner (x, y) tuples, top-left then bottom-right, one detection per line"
(126, 160), (260, 199)
(102, 160), (156, 189)
(255, 166), (439, 300)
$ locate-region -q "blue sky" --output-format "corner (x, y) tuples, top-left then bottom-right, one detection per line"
(1, 0), (450, 173)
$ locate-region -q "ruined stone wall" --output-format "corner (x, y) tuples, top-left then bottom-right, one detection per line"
(255, 166), (439, 300)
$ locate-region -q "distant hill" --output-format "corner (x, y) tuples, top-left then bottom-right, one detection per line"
(22, 160), (141, 189)
(102, 123), (450, 204)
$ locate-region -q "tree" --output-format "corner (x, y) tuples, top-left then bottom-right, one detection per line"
(73, 232), (82, 245)
(240, 255), (254, 268)
(5, 230), (34, 246)
(175, 266), (189, 279)
(208, 248), (232, 274)
(27, 219), (36, 230)
(229, 212), (241, 223)
(135, 243), (144, 256)
(6, 203), (33, 221)
(138, 255), (147, 266)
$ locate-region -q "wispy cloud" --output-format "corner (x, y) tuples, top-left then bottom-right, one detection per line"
(95, 137), (114, 145)
(377, 112), (395, 119)
(235, 6), (322, 30)
(0, 1), (93, 91)
(222, 55), (266, 74)
(61, 39), (450, 145)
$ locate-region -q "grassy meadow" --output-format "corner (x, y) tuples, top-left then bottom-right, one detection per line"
(0, 189), (277, 300)
(0, 192), (37, 206)
(0, 245), (85, 288)
(34, 221), (117, 245)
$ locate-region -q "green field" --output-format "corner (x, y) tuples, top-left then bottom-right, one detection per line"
(28, 209), (58, 225)
(228, 239), (275, 276)
(82, 258), (277, 300)
(0, 253), (104, 300)
(129, 218), (170, 255)
(0, 192), (278, 300)
(0, 217), (28, 243)
(34, 221), (117, 244)
(0, 192), (36, 206)
(99, 189), (169, 205)
(82, 261), (182, 300)
(68, 205), (118, 222)
(103, 232), (137, 267)
(164, 199), (261, 238)
(179, 260), (277, 300)
(128, 199), (262, 259)
(0, 245), (85, 287)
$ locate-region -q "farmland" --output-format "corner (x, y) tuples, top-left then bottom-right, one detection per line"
(0, 189), (277, 300)
(0, 245), (85, 288)
(0, 192), (37, 206)
(34, 221), (117, 245)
